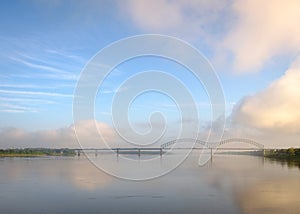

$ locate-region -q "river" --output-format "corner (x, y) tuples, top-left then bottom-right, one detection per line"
(0, 152), (299, 214)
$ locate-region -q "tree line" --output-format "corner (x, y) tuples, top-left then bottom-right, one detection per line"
(265, 148), (300, 159)
(0, 148), (76, 156)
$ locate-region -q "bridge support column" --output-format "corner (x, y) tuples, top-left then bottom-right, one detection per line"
(160, 148), (163, 157)
(117, 148), (119, 156)
(77, 150), (81, 157)
(138, 149), (141, 157)
(95, 150), (98, 157)
(210, 148), (213, 163)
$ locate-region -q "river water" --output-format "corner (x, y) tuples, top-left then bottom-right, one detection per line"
(0, 152), (299, 214)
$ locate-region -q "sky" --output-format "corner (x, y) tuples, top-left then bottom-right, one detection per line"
(1, 0), (300, 148)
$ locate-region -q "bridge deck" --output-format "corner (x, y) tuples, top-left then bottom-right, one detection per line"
(72, 147), (264, 151)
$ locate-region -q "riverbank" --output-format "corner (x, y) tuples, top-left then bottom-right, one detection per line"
(264, 148), (300, 162)
(0, 148), (76, 157)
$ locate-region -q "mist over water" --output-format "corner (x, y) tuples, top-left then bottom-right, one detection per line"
(0, 152), (299, 214)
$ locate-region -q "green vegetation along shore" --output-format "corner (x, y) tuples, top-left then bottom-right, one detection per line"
(264, 148), (300, 162)
(0, 148), (76, 157)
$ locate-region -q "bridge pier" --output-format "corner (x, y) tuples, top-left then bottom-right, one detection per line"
(160, 148), (163, 157)
(138, 149), (141, 157)
(210, 148), (213, 163)
(116, 148), (119, 156)
(95, 150), (98, 157)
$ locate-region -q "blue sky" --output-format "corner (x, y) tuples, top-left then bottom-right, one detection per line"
(1, 0), (300, 148)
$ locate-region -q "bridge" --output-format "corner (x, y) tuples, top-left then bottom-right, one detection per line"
(75, 138), (265, 159)
(161, 138), (264, 149)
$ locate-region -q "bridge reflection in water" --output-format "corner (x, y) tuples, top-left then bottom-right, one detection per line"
(74, 138), (265, 162)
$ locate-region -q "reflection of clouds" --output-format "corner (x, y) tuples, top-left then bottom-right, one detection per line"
(238, 179), (300, 214)
(2, 157), (112, 191)
(66, 158), (112, 191)
(197, 154), (300, 214)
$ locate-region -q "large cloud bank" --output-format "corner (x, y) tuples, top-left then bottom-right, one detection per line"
(0, 120), (115, 148)
(224, 0), (300, 72)
(232, 57), (300, 134)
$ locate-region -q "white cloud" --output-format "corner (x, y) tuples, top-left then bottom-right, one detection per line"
(0, 120), (116, 148)
(232, 57), (300, 134)
(224, 0), (300, 72)
(123, 0), (183, 31)
(120, 0), (300, 74)
(119, 0), (229, 40)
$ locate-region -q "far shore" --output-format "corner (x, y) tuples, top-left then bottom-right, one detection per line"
(0, 154), (73, 157)
(0, 148), (76, 157)
(264, 148), (300, 163)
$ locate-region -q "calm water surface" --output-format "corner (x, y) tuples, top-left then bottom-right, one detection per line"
(0, 152), (299, 214)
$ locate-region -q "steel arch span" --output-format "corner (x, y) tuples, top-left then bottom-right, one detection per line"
(160, 138), (264, 149)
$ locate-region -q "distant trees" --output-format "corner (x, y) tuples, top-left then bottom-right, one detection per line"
(287, 148), (295, 156)
(264, 148), (300, 169)
(265, 148), (300, 159)
(0, 148), (76, 156)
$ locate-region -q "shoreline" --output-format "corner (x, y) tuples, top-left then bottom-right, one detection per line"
(0, 154), (75, 157)
(264, 148), (300, 164)
(0, 148), (76, 157)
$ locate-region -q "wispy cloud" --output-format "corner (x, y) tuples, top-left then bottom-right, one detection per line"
(1, 41), (83, 81)
(100, 86), (128, 94)
(0, 97), (57, 104)
(0, 84), (48, 89)
(0, 89), (73, 98)
(8, 55), (78, 81)
(0, 83), (75, 89)
(45, 49), (87, 63)
(99, 111), (111, 116)
(0, 109), (33, 113)
(9, 56), (68, 73)
(0, 103), (38, 113)
(9, 73), (78, 81)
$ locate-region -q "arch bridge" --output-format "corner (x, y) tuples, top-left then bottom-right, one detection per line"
(161, 138), (264, 150)
(74, 138), (265, 159)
